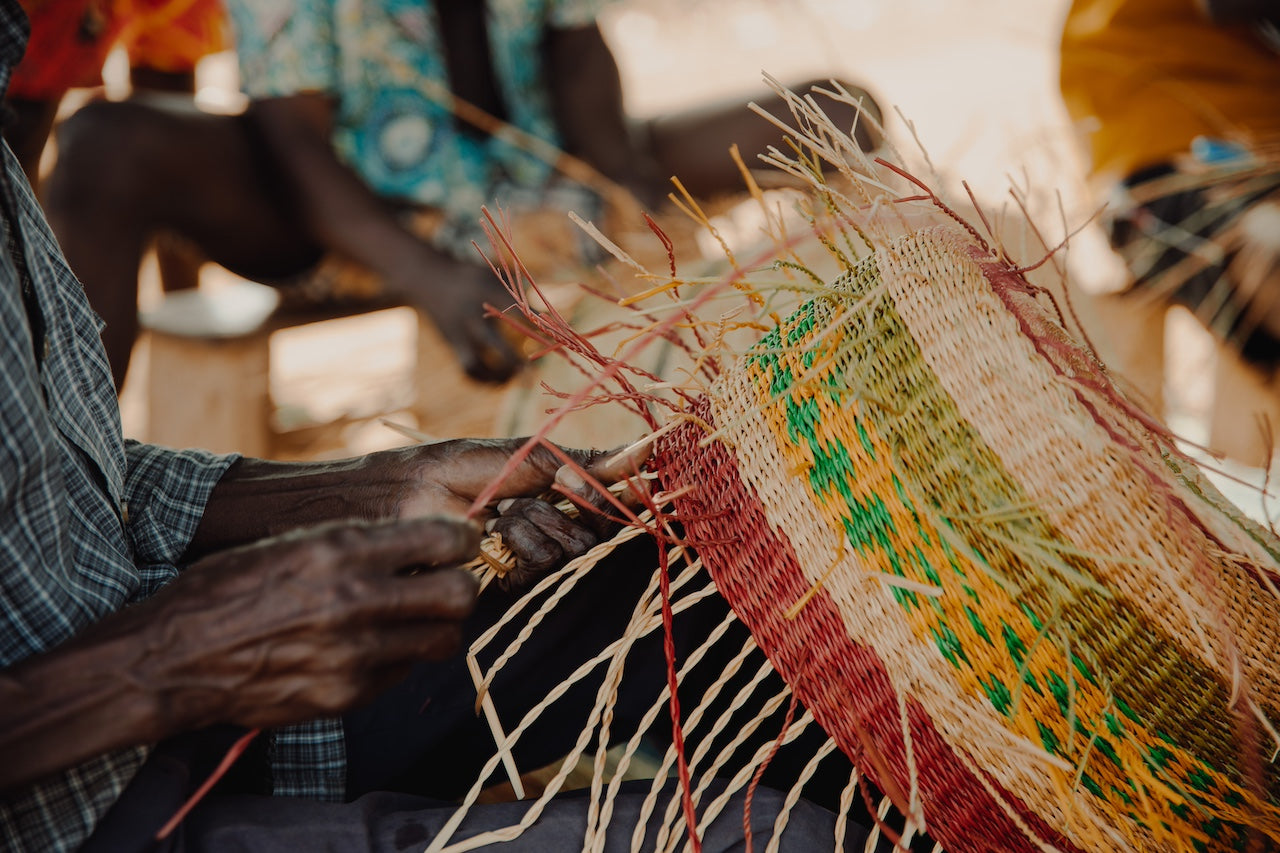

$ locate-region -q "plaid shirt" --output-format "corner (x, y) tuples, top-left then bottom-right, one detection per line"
(0, 5), (355, 848)
(0, 5), (239, 848)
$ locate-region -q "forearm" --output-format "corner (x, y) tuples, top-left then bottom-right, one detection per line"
(245, 95), (460, 287)
(0, 621), (162, 793)
(186, 452), (412, 560)
(546, 26), (662, 197)
(243, 95), (520, 381)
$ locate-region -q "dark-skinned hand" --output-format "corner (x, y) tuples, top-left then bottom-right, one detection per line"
(134, 516), (481, 733)
(1, 439), (650, 794)
(0, 515), (483, 793)
(399, 261), (522, 384)
(373, 436), (649, 587)
(189, 437), (651, 576)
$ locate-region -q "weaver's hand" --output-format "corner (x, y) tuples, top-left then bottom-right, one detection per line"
(188, 437), (649, 565)
(373, 437), (650, 586)
(0, 515), (484, 792)
(136, 516), (481, 732)
(399, 261), (522, 384)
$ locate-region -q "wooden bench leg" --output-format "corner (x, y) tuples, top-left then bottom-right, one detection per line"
(147, 329), (273, 457)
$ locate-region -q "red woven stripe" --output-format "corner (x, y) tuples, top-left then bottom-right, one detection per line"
(656, 404), (1081, 853)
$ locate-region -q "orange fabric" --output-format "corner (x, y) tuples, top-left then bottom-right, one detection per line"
(9, 0), (228, 100)
(1059, 0), (1280, 186)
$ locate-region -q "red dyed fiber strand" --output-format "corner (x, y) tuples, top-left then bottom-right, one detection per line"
(659, 541), (702, 853)
(154, 727), (261, 841)
(463, 206), (814, 518)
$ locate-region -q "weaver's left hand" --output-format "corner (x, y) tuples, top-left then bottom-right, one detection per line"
(369, 437), (650, 583)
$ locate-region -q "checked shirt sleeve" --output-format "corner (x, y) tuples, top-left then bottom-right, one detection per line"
(123, 440), (238, 593)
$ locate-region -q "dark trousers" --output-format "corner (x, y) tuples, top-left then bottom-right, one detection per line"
(85, 539), (913, 852)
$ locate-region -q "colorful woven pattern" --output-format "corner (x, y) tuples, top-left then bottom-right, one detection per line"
(432, 81), (1280, 853)
(653, 223), (1280, 851)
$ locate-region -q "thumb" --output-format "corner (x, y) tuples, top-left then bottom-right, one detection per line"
(545, 440), (652, 539)
(456, 438), (652, 511)
(471, 439), (601, 502)
(554, 439), (651, 493)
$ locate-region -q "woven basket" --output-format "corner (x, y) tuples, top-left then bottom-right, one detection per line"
(651, 221), (1280, 851)
(437, 82), (1280, 853)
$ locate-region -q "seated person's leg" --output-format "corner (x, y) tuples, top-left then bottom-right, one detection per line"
(176, 778), (887, 853)
(43, 99), (325, 390)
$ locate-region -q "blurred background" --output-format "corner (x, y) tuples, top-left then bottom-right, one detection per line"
(119, 0), (1112, 441)
(32, 0), (1268, 513)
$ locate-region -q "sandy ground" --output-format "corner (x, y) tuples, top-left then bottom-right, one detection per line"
(114, 0), (1265, 510)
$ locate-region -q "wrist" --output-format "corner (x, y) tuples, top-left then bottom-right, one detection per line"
(0, 627), (167, 792)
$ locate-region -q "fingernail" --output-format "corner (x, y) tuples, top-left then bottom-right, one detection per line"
(484, 517), (498, 533)
(555, 465), (586, 491)
(496, 498), (515, 513)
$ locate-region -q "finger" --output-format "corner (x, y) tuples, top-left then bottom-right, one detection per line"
(434, 438), (644, 512)
(450, 439), (603, 502)
(490, 515), (563, 574)
(549, 438), (651, 503)
(587, 438), (654, 483)
(335, 567), (478, 630)
(497, 498), (597, 557)
(387, 568), (480, 622)
(552, 442), (653, 534)
(335, 516), (481, 575)
(368, 618), (471, 666)
(554, 477), (622, 540)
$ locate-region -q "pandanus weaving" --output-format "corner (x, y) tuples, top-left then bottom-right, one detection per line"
(437, 82), (1280, 853)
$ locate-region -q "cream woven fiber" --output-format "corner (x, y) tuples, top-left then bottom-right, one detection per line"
(706, 221), (1280, 850)
(427, 79), (1280, 853)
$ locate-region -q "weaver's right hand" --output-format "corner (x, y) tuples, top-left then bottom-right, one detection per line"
(136, 516), (481, 732)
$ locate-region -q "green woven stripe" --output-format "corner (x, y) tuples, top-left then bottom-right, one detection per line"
(745, 253), (1276, 820)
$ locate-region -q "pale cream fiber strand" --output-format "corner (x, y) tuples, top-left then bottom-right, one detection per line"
(427, 567), (716, 853)
(585, 608), (750, 853)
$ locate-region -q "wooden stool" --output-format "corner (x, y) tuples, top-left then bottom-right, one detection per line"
(140, 279), (510, 457)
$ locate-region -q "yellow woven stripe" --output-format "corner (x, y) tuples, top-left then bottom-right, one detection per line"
(711, 369), (1104, 851)
(882, 229), (1280, 717)
(713, 239), (1280, 848)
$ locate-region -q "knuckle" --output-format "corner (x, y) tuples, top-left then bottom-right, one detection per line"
(326, 523), (368, 549)
(518, 542), (560, 573)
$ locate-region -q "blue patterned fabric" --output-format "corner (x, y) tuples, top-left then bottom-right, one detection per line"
(226, 0), (608, 255)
